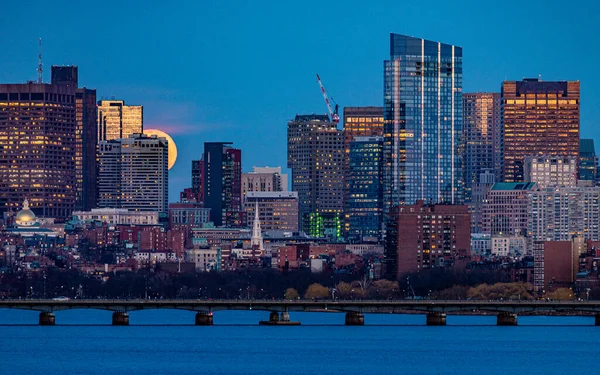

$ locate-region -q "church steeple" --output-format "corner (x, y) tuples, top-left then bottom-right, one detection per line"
(251, 200), (264, 253)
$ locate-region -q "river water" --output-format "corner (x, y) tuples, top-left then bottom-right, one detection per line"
(0, 309), (596, 374)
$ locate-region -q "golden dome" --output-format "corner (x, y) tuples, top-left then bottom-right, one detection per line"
(15, 199), (37, 226)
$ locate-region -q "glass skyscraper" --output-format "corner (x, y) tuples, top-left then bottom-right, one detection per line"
(345, 136), (383, 242)
(383, 33), (463, 210)
(579, 139), (598, 184)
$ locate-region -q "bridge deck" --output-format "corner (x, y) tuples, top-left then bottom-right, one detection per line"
(1, 299), (599, 314)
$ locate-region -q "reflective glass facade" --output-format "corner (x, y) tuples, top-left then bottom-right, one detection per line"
(501, 79), (579, 182)
(462, 93), (501, 201)
(579, 139), (598, 183)
(345, 136), (383, 242)
(203, 142), (242, 227)
(383, 33), (463, 211)
(97, 100), (143, 142)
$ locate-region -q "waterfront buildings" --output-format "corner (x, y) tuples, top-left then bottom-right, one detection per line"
(73, 208), (159, 225)
(287, 115), (344, 235)
(383, 33), (463, 210)
(97, 133), (168, 213)
(385, 200), (470, 278)
(579, 139), (598, 183)
(482, 182), (536, 237)
(501, 78), (580, 182)
(97, 99), (143, 142)
(244, 191), (299, 232)
(203, 142), (242, 227)
(523, 155), (577, 189)
(51, 66), (97, 211)
(462, 93), (501, 198)
(242, 166), (288, 202)
(0, 81), (76, 218)
(344, 136), (383, 242)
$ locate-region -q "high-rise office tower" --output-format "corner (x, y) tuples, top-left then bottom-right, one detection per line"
(245, 191), (299, 232)
(97, 100), (143, 141)
(501, 78), (580, 182)
(579, 139), (598, 183)
(189, 159), (204, 204)
(51, 66), (97, 210)
(97, 134), (168, 213)
(345, 136), (384, 242)
(0, 82), (76, 218)
(287, 115), (344, 235)
(383, 33), (463, 211)
(462, 93), (501, 199)
(343, 106), (384, 148)
(203, 142), (242, 227)
(242, 166), (288, 202)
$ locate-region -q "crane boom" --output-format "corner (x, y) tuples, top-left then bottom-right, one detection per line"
(316, 74), (339, 123)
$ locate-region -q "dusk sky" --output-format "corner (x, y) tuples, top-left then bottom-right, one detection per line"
(1, 0), (598, 201)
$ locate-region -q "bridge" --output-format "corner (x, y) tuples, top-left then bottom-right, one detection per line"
(2, 299), (600, 326)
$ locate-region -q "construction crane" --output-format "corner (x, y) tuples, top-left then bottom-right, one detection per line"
(316, 74), (339, 123)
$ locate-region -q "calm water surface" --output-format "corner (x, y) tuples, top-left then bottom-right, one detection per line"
(0, 309), (597, 374)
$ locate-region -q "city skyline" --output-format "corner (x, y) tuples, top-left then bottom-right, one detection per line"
(1, 1), (598, 202)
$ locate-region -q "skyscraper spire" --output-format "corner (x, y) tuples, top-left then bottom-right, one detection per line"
(251, 200), (264, 253)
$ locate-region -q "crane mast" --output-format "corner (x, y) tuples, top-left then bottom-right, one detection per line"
(316, 74), (339, 123)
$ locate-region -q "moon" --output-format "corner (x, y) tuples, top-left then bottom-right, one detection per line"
(143, 129), (178, 170)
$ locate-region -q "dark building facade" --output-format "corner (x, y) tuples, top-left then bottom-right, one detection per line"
(383, 33), (464, 211)
(501, 79), (580, 182)
(579, 139), (598, 184)
(385, 200), (471, 279)
(0, 82), (76, 218)
(287, 114), (344, 236)
(203, 142), (242, 227)
(462, 93), (501, 200)
(51, 66), (97, 210)
(345, 136), (383, 242)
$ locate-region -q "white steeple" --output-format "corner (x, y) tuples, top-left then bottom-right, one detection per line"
(251, 200), (264, 252)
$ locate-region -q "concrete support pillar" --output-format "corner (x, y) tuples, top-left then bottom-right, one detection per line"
(259, 311), (300, 325)
(39, 312), (55, 326)
(195, 311), (214, 326)
(426, 312), (446, 326)
(112, 311), (129, 326)
(269, 311), (280, 323)
(497, 312), (518, 326)
(345, 312), (365, 326)
(595, 314), (600, 326)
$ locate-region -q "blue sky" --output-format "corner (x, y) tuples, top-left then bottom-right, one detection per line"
(1, 0), (598, 201)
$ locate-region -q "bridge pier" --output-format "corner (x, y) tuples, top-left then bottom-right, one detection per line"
(39, 312), (55, 326)
(345, 312), (365, 326)
(195, 311), (213, 326)
(497, 312), (518, 326)
(426, 312), (446, 326)
(112, 311), (129, 326)
(259, 311), (300, 325)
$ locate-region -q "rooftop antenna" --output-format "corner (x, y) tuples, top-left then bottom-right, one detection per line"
(37, 38), (43, 84)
